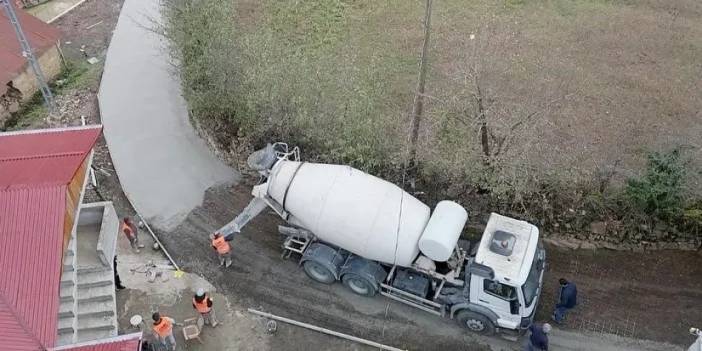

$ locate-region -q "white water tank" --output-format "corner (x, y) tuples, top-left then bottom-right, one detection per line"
(418, 201), (468, 262)
(265, 160), (430, 267)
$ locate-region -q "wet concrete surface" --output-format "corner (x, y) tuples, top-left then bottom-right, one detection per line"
(99, 0), (238, 231)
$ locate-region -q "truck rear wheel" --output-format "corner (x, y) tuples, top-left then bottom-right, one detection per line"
(341, 274), (377, 297)
(455, 310), (495, 335)
(303, 260), (335, 284)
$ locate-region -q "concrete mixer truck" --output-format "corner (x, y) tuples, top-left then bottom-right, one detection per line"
(218, 143), (546, 337)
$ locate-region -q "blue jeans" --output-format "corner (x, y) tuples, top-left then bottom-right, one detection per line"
(553, 305), (571, 323)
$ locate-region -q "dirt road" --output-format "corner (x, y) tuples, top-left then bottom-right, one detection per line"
(157, 183), (701, 350)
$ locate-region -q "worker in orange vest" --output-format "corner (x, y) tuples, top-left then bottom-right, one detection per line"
(151, 312), (176, 351)
(210, 232), (233, 267)
(192, 288), (218, 327)
(122, 217), (144, 253)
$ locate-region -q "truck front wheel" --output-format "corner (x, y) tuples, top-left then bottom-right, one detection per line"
(342, 274), (377, 297)
(303, 260), (336, 284)
(455, 310), (495, 335)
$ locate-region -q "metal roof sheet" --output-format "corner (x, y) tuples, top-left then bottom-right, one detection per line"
(0, 2), (61, 95)
(0, 185), (65, 350)
(0, 126), (102, 189)
(0, 126), (102, 349)
(50, 333), (142, 351)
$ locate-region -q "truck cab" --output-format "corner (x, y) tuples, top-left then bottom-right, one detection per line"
(465, 213), (546, 333)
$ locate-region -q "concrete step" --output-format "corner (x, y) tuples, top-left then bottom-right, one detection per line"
(77, 299), (115, 318)
(63, 252), (75, 264)
(56, 332), (74, 346)
(76, 314), (115, 331)
(60, 278), (75, 289)
(77, 269), (113, 288)
(58, 298), (75, 318)
(77, 266), (109, 274)
(76, 283), (114, 303)
(57, 316), (74, 335)
(76, 327), (117, 343)
(60, 283), (74, 300)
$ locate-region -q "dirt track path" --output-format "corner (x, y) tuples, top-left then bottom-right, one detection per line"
(157, 183), (701, 350)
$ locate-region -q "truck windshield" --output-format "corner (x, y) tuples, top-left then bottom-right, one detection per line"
(521, 252), (542, 306)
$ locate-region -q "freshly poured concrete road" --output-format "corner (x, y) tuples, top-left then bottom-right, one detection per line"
(98, 0), (237, 230)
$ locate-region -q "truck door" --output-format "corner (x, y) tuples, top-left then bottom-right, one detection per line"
(471, 276), (521, 329)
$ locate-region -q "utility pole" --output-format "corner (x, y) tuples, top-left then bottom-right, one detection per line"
(407, 0), (433, 172)
(1, 0), (55, 112)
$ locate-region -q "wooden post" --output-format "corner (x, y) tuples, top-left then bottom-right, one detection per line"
(407, 0), (433, 170)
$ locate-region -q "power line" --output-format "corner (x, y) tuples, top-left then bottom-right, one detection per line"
(1, 0), (55, 113)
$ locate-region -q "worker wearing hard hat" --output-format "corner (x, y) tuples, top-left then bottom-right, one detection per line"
(210, 232), (233, 268)
(152, 312), (176, 351)
(524, 322), (551, 351)
(192, 288), (219, 327)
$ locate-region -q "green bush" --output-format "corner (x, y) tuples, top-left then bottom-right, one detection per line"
(625, 149), (685, 220)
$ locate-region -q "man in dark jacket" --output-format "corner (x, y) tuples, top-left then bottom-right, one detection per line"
(553, 278), (577, 324)
(524, 322), (551, 351)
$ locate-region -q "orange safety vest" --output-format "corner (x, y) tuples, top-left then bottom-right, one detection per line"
(121, 222), (134, 237)
(152, 317), (173, 337)
(193, 295), (211, 314)
(212, 236), (230, 254)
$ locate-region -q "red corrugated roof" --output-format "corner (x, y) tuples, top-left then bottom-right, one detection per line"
(0, 126), (102, 189)
(0, 126), (102, 350)
(0, 2), (61, 95)
(50, 333), (142, 351)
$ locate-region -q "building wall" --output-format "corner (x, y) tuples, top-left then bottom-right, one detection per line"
(63, 155), (89, 253)
(0, 44), (62, 124)
(11, 44), (62, 98)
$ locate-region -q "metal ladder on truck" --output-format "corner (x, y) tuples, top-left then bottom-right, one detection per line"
(278, 226), (314, 259)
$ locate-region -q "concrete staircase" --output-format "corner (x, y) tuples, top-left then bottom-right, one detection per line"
(57, 238), (78, 346)
(56, 203), (120, 346)
(75, 266), (118, 342)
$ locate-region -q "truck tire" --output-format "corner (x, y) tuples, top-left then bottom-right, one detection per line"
(341, 274), (377, 297)
(303, 260), (336, 284)
(455, 310), (495, 335)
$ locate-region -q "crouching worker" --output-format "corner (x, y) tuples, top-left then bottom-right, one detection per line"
(210, 232), (233, 267)
(192, 288), (218, 327)
(152, 312), (176, 351)
(553, 278), (577, 324)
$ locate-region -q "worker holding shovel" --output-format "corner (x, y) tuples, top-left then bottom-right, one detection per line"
(210, 232), (233, 267)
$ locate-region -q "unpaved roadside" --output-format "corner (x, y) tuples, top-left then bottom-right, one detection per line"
(157, 182), (701, 350)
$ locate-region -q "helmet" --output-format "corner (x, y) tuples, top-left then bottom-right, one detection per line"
(542, 323), (552, 334)
(196, 288), (205, 297)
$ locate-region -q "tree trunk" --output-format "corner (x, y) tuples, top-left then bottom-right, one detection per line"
(475, 82), (490, 162)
